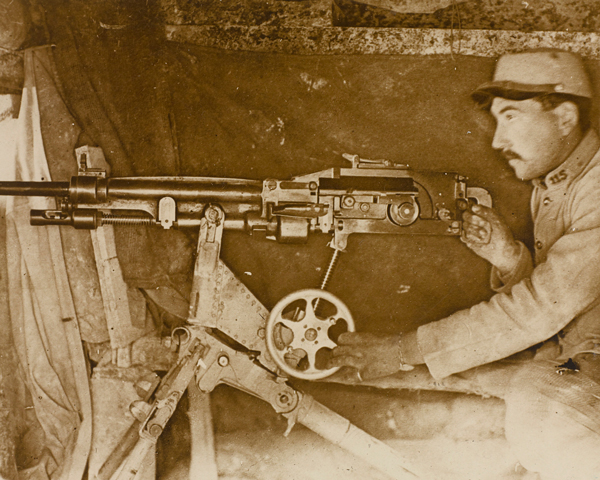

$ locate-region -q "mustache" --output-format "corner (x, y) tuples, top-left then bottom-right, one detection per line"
(498, 149), (522, 161)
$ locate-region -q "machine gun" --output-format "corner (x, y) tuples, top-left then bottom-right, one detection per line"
(5, 152), (490, 248)
(0, 149), (491, 480)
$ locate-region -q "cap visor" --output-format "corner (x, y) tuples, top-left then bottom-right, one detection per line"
(471, 81), (559, 105)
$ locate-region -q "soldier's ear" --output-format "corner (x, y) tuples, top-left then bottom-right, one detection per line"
(554, 101), (580, 137)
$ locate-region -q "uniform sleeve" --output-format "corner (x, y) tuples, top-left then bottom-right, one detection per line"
(417, 171), (600, 379)
(489, 241), (533, 294)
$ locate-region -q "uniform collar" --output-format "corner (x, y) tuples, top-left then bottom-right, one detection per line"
(532, 129), (600, 190)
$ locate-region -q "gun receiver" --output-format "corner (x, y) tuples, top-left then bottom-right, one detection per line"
(0, 154), (491, 250)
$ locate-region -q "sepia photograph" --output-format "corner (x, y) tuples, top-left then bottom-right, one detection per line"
(0, 1), (599, 479)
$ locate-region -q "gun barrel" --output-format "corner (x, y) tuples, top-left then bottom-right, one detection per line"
(0, 181), (70, 197)
(106, 178), (263, 202)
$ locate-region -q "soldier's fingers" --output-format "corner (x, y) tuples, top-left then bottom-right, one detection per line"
(462, 235), (489, 248)
(331, 346), (363, 358)
(471, 205), (504, 226)
(476, 228), (491, 243)
(462, 224), (479, 236)
(461, 238), (480, 251)
(462, 210), (475, 222)
(361, 365), (384, 381)
(337, 332), (373, 345)
(463, 224), (488, 242)
(461, 232), (479, 245)
(463, 211), (488, 227)
(327, 355), (365, 370)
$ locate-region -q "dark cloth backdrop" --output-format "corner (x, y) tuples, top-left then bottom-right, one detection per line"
(40, 0), (536, 335)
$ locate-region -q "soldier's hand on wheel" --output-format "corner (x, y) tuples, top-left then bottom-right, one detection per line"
(327, 332), (413, 381)
(461, 204), (520, 275)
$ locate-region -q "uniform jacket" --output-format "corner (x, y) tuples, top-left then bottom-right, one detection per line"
(418, 129), (600, 380)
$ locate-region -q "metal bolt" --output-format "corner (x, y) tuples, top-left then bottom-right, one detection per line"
(342, 196), (355, 208)
(218, 355), (229, 367)
(305, 328), (318, 341)
(257, 328), (266, 339)
(266, 179), (278, 191)
(438, 208), (452, 222)
(309, 182), (318, 191)
(456, 199), (469, 211)
(360, 203), (370, 212)
(205, 206), (220, 223)
(149, 424), (163, 437)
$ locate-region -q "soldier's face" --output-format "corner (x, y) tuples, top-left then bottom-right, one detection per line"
(490, 97), (566, 181)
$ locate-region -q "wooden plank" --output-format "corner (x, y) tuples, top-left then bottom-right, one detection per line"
(166, 24), (600, 57)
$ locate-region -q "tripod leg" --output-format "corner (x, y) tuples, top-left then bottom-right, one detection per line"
(291, 394), (420, 480)
(106, 336), (206, 480)
(112, 437), (155, 480)
(188, 382), (218, 480)
(198, 344), (421, 480)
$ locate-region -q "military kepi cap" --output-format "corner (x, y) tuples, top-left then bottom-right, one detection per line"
(472, 49), (593, 103)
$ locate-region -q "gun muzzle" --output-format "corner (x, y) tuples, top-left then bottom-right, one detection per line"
(0, 181), (70, 197)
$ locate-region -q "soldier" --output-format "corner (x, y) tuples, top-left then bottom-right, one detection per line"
(329, 49), (600, 479)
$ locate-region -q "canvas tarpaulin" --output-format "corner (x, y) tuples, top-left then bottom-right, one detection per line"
(3, 48), (93, 480)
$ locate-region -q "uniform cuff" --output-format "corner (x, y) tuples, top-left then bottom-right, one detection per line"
(401, 329), (424, 365)
(490, 241), (533, 294)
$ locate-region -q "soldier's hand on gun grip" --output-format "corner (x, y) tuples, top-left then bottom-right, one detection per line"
(461, 204), (521, 276)
(327, 332), (414, 381)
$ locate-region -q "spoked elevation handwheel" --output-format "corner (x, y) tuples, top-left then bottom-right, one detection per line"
(266, 289), (355, 380)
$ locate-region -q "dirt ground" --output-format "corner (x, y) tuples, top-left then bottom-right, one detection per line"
(156, 384), (534, 480)
(204, 429), (529, 480)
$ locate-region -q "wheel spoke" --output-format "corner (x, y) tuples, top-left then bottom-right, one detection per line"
(304, 297), (317, 321)
(304, 347), (318, 372)
(319, 337), (338, 351)
(278, 318), (304, 337)
(288, 336), (305, 351)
